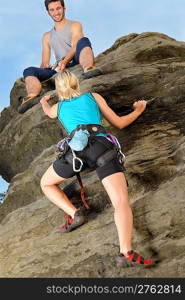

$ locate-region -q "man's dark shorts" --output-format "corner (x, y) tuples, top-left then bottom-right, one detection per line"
(53, 136), (125, 181)
(23, 37), (92, 81)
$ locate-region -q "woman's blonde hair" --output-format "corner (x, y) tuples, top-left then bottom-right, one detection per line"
(55, 70), (81, 100)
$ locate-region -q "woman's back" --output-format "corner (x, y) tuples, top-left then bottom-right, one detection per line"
(57, 92), (102, 134)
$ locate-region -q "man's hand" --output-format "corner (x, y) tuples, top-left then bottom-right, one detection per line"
(133, 100), (147, 115)
(57, 60), (67, 71)
(40, 95), (51, 104)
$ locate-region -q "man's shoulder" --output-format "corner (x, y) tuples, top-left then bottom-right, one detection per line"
(70, 20), (83, 33)
(43, 31), (52, 39)
(43, 30), (53, 36)
(70, 20), (82, 28)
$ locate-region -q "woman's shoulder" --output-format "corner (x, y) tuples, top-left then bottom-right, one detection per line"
(76, 92), (100, 101)
(91, 92), (101, 98)
(91, 92), (102, 101)
(82, 92), (100, 98)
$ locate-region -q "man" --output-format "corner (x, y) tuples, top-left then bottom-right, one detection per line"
(19, 0), (102, 113)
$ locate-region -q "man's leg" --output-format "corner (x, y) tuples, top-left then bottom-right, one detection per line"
(25, 76), (42, 98)
(79, 46), (94, 72)
(18, 67), (56, 114)
(74, 37), (102, 79)
(23, 67), (56, 98)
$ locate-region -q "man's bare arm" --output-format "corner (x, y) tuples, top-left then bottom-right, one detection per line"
(40, 32), (51, 68)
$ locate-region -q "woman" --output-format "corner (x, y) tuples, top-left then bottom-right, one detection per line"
(40, 70), (153, 267)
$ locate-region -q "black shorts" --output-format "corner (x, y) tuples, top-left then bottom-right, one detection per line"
(53, 136), (125, 181)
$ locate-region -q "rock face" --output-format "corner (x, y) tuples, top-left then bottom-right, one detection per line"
(0, 32), (185, 277)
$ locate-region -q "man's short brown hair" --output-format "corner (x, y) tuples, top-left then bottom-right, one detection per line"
(45, 0), (65, 11)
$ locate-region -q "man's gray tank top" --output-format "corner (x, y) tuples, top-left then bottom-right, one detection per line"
(49, 20), (72, 61)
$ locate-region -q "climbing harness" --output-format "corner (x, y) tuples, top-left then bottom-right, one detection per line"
(56, 124), (126, 210)
(106, 133), (126, 165)
(57, 124), (108, 171)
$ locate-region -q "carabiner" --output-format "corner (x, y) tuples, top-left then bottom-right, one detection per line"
(72, 156), (83, 172)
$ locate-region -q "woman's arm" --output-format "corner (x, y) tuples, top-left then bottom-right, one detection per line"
(92, 93), (147, 129)
(40, 95), (58, 119)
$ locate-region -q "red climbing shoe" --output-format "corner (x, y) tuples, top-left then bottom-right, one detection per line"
(116, 250), (153, 267)
(61, 209), (85, 233)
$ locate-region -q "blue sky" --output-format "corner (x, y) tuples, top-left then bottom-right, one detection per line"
(1, 0), (185, 192)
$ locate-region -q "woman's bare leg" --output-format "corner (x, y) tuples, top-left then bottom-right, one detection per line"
(40, 165), (77, 217)
(102, 172), (133, 255)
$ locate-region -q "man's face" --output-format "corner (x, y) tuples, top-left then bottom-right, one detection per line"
(48, 1), (66, 22)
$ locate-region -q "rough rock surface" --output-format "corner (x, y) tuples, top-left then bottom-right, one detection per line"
(0, 32), (185, 277)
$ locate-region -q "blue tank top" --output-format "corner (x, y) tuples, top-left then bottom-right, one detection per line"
(57, 92), (104, 135)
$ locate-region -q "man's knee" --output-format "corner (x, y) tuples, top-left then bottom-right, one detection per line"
(77, 37), (92, 50)
(74, 37), (93, 65)
(23, 67), (38, 78)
